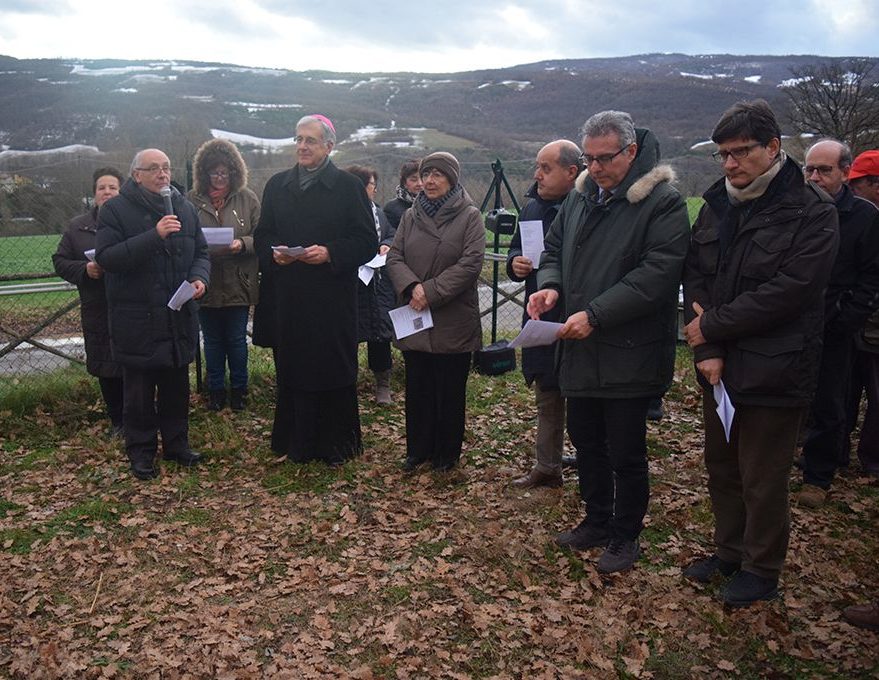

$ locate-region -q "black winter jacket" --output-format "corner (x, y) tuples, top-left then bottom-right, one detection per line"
(823, 184), (879, 334)
(95, 179), (210, 369)
(52, 206), (122, 378)
(683, 158), (839, 406)
(506, 183), (566, 386)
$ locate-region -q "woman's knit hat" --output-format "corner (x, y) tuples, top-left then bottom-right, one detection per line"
(419, 151), (460, 186)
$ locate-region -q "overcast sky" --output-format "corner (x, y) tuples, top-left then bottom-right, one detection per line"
(1, 0), (876, 73)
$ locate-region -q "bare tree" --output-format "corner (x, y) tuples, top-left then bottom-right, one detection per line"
(782, 59), (879, 153)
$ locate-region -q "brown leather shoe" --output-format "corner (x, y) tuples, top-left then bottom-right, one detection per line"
(511, 468), (562, 489)
(842, 600), (879, 631)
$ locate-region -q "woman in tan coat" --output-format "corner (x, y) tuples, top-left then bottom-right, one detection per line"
(386, 152), (485, 472)
(188, 138), (261, 411)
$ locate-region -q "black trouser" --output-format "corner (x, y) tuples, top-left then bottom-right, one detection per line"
(367, 341), (392, 372)
(403, 351), (471, 467)
(567, 396), (651, 542)
(123, 365), (190, 462)
(98, 376), (124, 427)
(802, 329), (854, 489)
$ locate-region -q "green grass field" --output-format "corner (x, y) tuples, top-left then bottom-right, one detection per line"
(0, 234), (62, 279)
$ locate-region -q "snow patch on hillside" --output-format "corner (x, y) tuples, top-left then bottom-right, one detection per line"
(0, 144), (101, 160)
(210, 129), (296, 150)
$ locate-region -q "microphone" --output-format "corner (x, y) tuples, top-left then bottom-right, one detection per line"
(159, 185), (174, 216)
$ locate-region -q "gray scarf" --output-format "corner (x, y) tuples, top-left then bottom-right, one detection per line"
(299, 156), (330, 191)
(726, 150), (786, 206)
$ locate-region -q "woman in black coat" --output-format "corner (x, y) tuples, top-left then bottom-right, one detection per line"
(345, 164), (397, 404)
(383, 158), (422, 231)
(52, 167), (125, 435)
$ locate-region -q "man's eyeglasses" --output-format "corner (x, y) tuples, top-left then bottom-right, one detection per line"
(579, 147), (628, 167)
(136, 164), (171, 174)
(711, 143), (764, 163)
(803, 165), (837, 177)
(294, 135), (324, 146)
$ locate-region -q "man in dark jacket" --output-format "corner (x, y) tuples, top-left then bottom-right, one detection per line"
(529, 111), (690, 574)
(798, 139), (879, 507)
(682, 100), (839, 606)
(96, 148), (210, 480)
(508, 140), (581, 489)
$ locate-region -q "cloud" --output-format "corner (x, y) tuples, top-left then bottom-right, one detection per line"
(0, 0), (875, 73)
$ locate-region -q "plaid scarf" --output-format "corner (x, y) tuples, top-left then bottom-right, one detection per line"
(417, 184), (460, 218)
(394, 184), (417, 206)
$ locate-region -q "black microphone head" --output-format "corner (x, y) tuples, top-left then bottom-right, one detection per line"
(159, 185), (174, 215)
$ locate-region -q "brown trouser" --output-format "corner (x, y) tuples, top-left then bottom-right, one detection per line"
(702, 389), (805, 579)
(533, 378), (566, 476)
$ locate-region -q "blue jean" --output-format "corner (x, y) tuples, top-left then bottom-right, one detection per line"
(199, 306), (249, 391)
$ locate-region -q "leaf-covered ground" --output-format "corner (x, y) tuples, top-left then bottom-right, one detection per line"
(0, 353), (877, 679)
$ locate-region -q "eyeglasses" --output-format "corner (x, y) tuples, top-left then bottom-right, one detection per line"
(579, 147), (628, 167)
(420, 169), (447, 181)
(803, 164), (836, 177)
(209, 171), (229, 179)
(136, 164), (171, 174)
(294, 135), (324, 146)
(711, 143), (764, 163)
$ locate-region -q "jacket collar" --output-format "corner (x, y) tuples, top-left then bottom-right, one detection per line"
(704, 157), (807, 216)
(282, 159), (341, 192)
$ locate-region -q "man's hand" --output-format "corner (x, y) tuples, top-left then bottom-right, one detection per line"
(511, 256), (534, 279)
(86, 261), (103, 279)
(527, 289), (558, 320)
(409, 283), (428, 311)
(300, 245), (330, 265)
(379, 244), (390, 256)
(156, 215), (181, 239)
(696, 357), (724, 385)
(191, 280), (206, 300)
(559, 310), (593, 340)
(684, 301), (708, 347)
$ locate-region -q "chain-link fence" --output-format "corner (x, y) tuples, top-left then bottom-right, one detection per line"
(0, 151), (534, 398)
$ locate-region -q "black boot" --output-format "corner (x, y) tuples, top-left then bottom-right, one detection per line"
(230, 387), (247, 412)
(129, 452), (157, 480)
(208, 390), (226, 411)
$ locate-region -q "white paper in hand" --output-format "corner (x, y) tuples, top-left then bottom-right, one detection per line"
(518, 220), (545, 270)
(167, 280), (196, 311)
(358, 265), (375, 286)
(204, 227), (234, 246)
(713, 380), (735, 443)
(272, 245), (306, 258)
(84, 249), (96, 262)
(507, 319), (563, 349)
(389, 305), (433, 340)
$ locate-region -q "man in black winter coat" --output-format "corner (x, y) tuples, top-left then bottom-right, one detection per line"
(508, 140), (581, 489)
(96, 148), (210, 480)
(798, 139), (879, 507)
(682, 101), (839, 607)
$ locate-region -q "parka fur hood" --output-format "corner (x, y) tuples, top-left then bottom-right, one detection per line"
(575, 164), (677, 204)
(192, 138), (248, 195)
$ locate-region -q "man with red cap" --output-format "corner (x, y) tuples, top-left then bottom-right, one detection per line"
(849, 150), (879, 208)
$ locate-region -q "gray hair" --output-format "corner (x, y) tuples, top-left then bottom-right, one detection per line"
(297, 115), (336, 145)
(129, 149), (146, 177)
(580, 110), (636, 148)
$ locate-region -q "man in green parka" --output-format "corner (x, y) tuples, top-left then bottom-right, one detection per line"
(529, 110), (690, 574)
